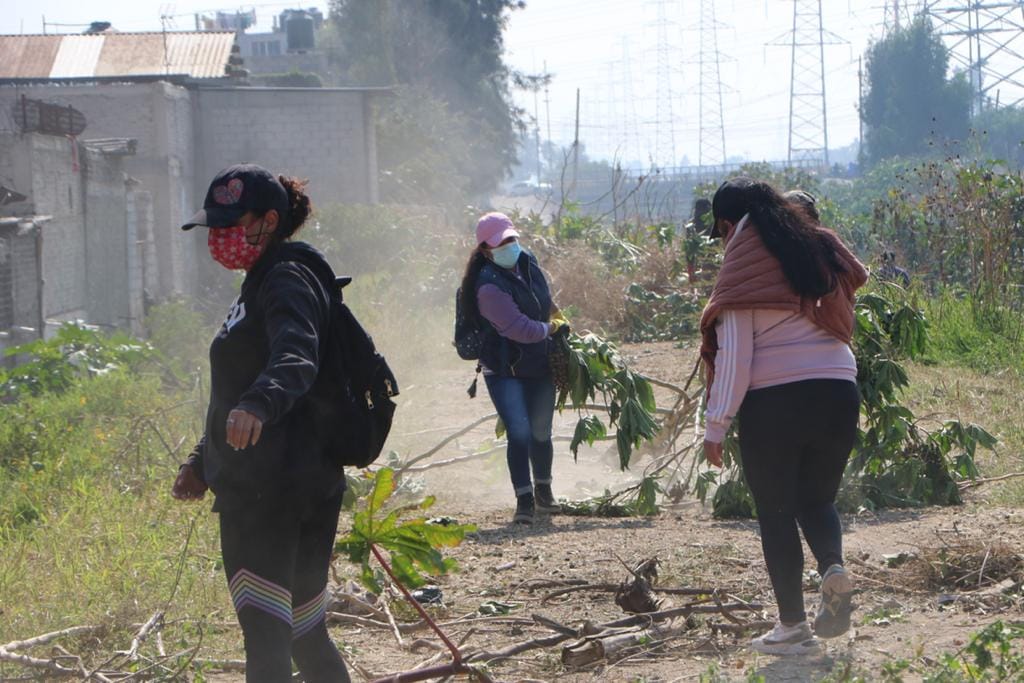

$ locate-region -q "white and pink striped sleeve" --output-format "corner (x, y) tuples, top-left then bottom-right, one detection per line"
(704, 309), (754, 443)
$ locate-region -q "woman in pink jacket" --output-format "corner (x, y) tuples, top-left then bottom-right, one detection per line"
(700, 178), (868, 655)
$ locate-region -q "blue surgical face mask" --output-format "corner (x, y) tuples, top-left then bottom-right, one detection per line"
(490, 241), (521, 268)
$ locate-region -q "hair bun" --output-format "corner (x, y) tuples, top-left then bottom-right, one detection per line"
(278, 175), (312, 234)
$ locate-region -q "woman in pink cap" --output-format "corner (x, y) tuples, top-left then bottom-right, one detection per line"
(458, 212), (566, 524)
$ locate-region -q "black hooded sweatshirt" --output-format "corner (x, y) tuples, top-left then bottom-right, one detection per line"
(192, 241), (345, 513)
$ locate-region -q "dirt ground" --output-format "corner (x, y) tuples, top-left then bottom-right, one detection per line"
(232, 342), (1024, 682)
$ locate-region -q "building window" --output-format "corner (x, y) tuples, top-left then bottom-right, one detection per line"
(268, 41), (281, 56)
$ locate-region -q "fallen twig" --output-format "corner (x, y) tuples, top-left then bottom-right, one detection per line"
(959, 471), (1024, 490)
(395, 413), (498, 473)
(381, 593), (406, 647)
(401, 446), (504, 473)
(532, 613), (578, 637)
(0, 625), (103, 653)
(542, 582), (619, 603)
(327, 611), (426, 634)
(118, 610), (164, 661)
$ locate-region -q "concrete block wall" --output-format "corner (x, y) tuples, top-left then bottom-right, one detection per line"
(125, 188), (151, 337)
(194, 88), (374, 206)
(0, 83), (199, 299)
(10, 229), (41, 332)
(82, 147), (131, 331)
(25, 135), (88, 327)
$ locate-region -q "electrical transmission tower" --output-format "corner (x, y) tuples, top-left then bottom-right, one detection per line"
(651, 0), (678, 169)
(923, 1), (1024, 113)
(883, 0), (919, 33)
(620, 36), (642, 169)
(769, 0), (846, 168)
(698, 0), (728, 168)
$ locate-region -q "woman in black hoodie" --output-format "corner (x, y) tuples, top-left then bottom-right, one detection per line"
(172, 164), (350, 683)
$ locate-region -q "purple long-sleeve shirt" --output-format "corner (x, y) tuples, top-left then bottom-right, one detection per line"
(477, 283), (552, 344)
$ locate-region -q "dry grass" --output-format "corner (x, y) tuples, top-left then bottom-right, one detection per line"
(902, 361), (1024, 506)
(539, 240), (632, 337)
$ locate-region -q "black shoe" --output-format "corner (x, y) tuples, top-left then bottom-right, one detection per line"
(513, 493), (535, 525)
(534, 484), (561, 513)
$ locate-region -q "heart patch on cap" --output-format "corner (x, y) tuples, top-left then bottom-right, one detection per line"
(213, 178), (244, 206)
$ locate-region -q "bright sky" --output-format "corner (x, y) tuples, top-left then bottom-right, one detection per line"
(0, 1), (327, 35)
(3, 0), (1004, 169)
(503, 0), (889, 168)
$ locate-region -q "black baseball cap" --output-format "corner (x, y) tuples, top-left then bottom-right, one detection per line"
(181, 163), (289, 230)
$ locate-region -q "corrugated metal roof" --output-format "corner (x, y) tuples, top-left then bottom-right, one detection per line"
(0, 36), (62, 78)
(0, 32), (236, 80)
(50, 35), (105, 78)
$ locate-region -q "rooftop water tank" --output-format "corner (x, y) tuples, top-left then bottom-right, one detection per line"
(285, 11), (315, 52)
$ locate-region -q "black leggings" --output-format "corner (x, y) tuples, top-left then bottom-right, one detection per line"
(219, 492), (351, 683)
(738, 379), (860, 625)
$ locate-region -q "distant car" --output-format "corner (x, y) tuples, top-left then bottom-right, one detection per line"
(509, 181), (534, 196)
(508, 181), (552, 197)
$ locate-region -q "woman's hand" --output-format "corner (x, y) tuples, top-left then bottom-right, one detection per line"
(226, 408), (263, 450)
(171, 463), (208, 500)
(703, 439), (724, 468)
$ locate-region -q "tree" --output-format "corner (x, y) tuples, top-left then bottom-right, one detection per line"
(972, 106), (1024, 168)
(861, 17), (972, 166)
(328, 0), (528, 202)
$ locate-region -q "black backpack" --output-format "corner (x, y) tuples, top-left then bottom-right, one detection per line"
(320, 276), (399, 468)
(453, 286), (484, 361)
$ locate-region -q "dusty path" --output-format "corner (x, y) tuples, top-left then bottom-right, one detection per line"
(217, 342), (1024, 681)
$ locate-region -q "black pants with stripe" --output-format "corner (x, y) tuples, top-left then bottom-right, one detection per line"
(737, 379), (860, 625)
(219, 491), (350, 683)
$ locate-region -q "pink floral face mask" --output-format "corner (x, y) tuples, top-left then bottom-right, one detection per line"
(208, 225), (264, 271)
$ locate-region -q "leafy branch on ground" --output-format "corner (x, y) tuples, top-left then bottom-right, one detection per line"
(335, 467), (476, 593)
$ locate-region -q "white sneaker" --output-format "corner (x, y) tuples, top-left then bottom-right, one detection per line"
(814, 564), (854, 638)
(751, 621), (821, 655)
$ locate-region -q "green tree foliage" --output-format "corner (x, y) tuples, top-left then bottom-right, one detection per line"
(861, 17), (972, 166)
(871, 158), (1024, 306)
(327, 0), (528, 202)
(973, 106), (1024, 168)
(553, 332), (659, 470)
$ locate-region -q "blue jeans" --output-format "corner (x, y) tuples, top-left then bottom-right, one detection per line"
(484, 374), (555, 496)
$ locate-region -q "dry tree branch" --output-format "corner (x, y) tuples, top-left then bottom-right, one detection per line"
(327, 612), (426, 634)
(117, 611), (164, 661)
(959, 471), (1024, 490)
(381, 593), (406, 647)
(394, 413), (498, 473)
(0, 625), (102, 653)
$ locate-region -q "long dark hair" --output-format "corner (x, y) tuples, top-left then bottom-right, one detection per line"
(712, 177), (844, 298)
(460, 246), (488, 319)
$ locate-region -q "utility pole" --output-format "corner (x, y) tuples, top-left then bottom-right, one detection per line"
(571, 87), (580, 201)
(533, 79), (542, 185)
(858, 55), (864, 150)
(768, 0), (846, 169)
(543, 60), (552, 175)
